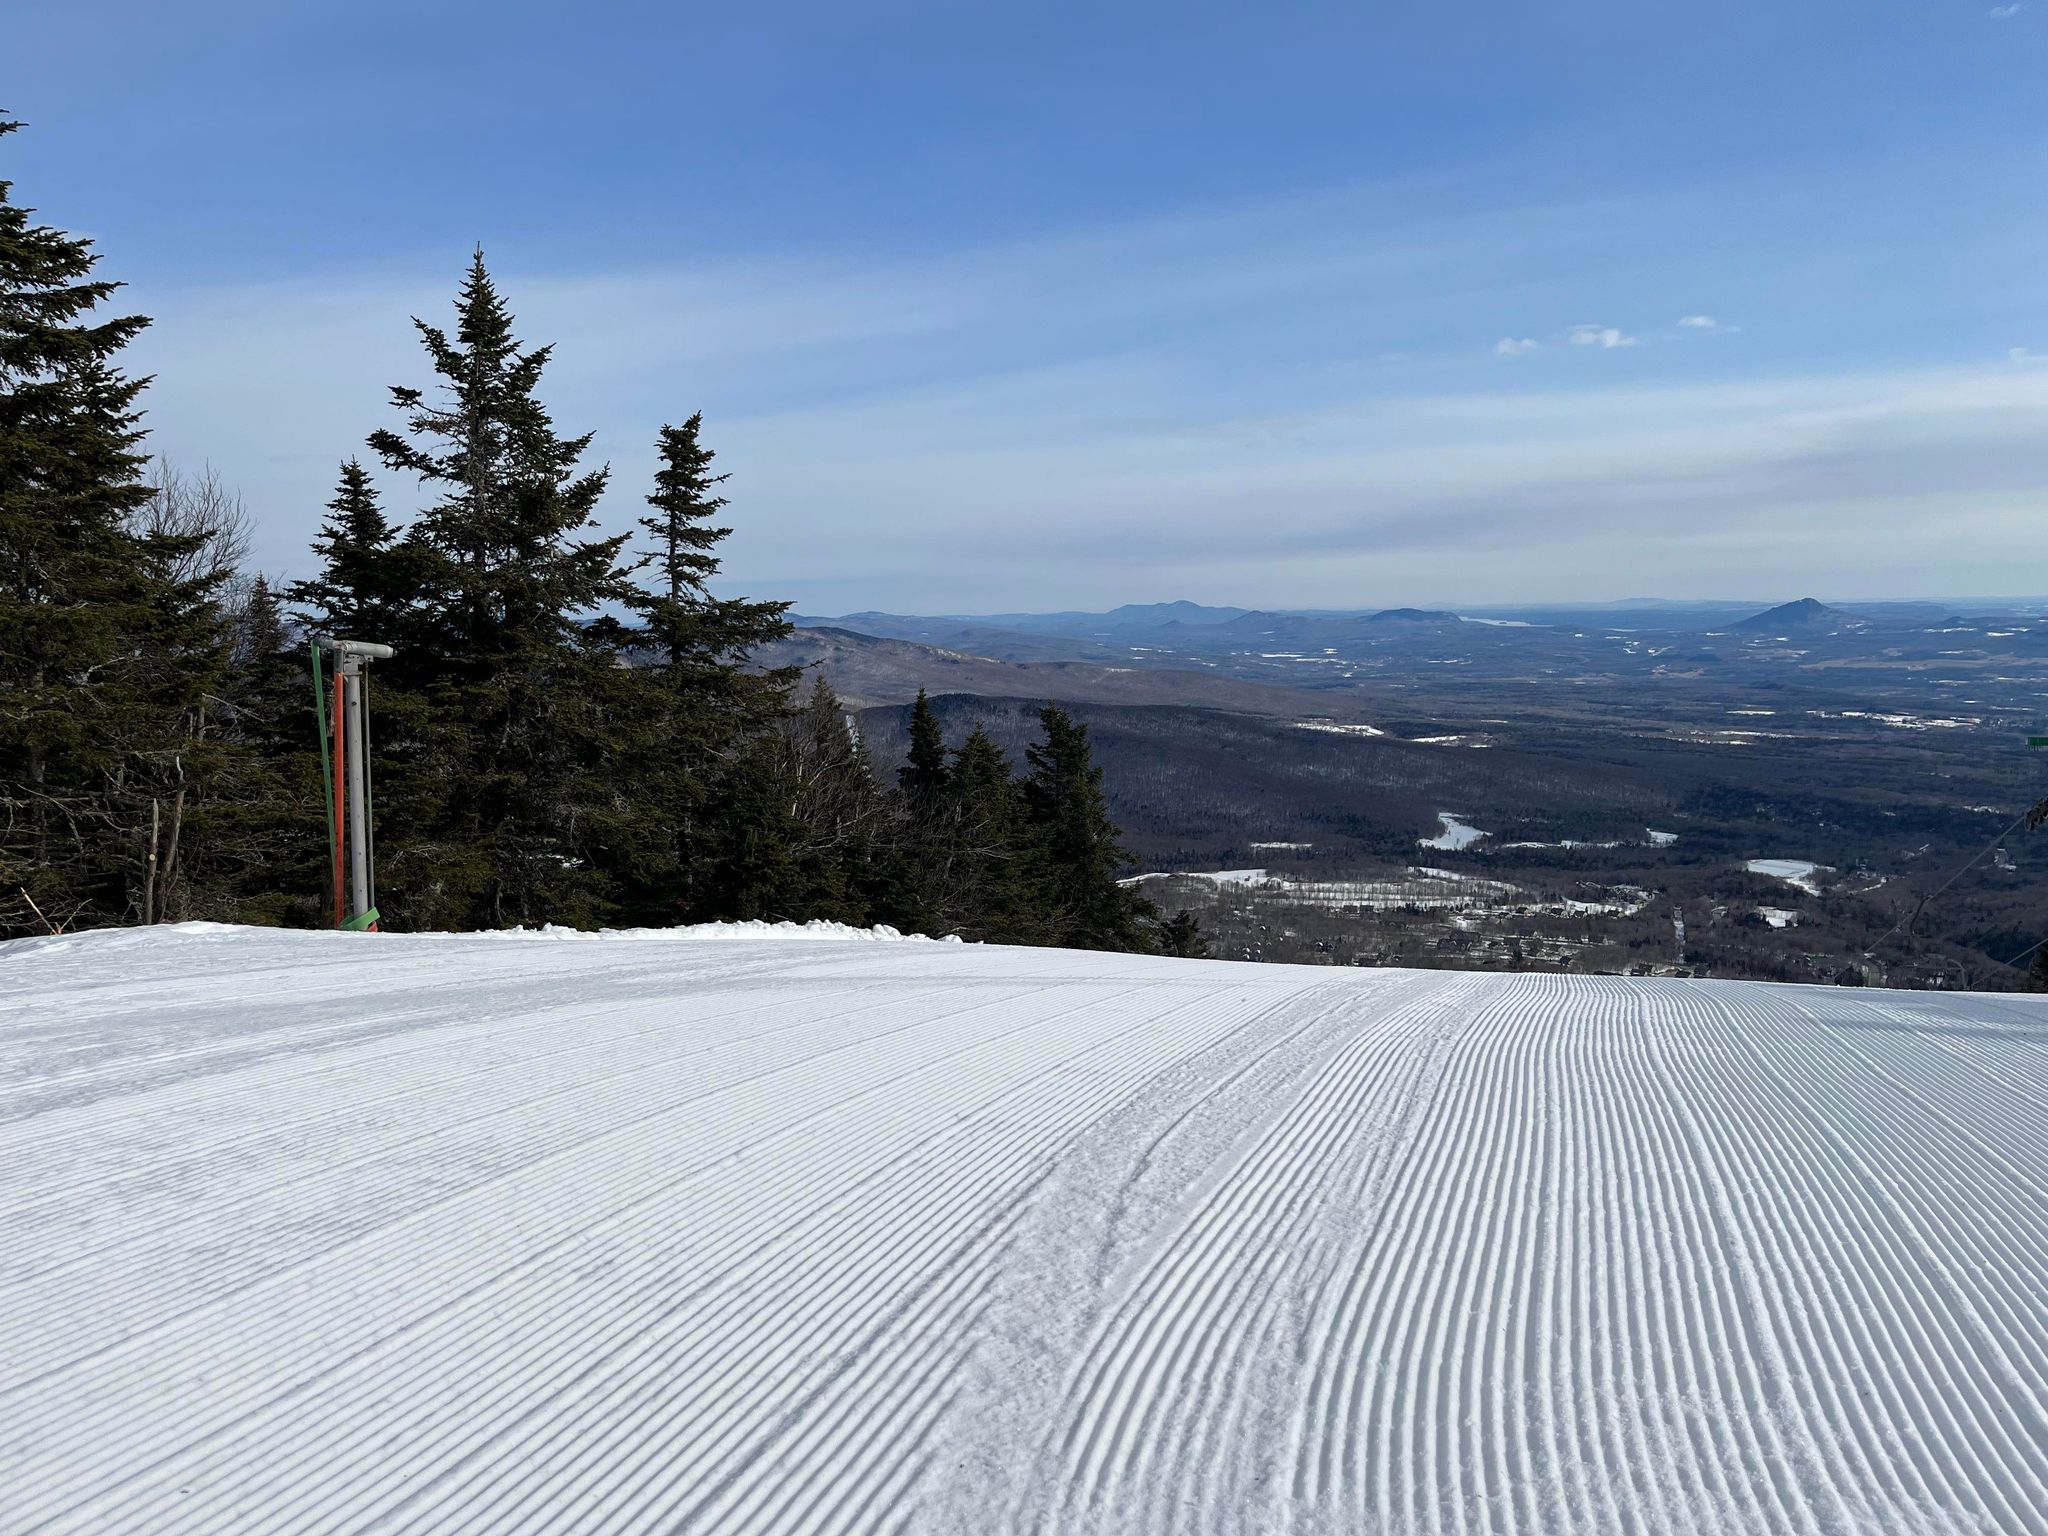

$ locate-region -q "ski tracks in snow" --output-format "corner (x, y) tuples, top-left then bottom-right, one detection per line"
(3, 927), (2047, 1533)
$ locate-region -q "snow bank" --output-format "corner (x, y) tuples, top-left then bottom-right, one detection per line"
(6, 928), (2047, 1533)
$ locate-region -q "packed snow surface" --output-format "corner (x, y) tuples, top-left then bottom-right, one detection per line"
(7, 924), (2048, 1534)
(1747, 857), (1830, 894)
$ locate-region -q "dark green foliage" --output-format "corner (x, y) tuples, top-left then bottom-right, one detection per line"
(935, 725), (1039, 943)
(632, 413), (789, 670)
(608, 416), (795, 926)
(362, 251), (638, 929)
(1159, 909), (1205, 958)
(1020, 704), (1157, 951)
(288, 461), (422, 642)
(683, 680), (879, 924)
(884, 689), (955, 934)
(197, 575), (325, 925)
(900, 690), (948, 806)
(2027, 943), (2048, 994)
(858, 704), (1157, 951)
(770, 677), (890, 919)
(0, 119), (237, 935)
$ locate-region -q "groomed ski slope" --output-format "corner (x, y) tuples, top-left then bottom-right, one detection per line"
(5, 925), (2048, 1535)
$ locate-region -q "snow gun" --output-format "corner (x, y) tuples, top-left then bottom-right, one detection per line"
(309, 635), (395, 931)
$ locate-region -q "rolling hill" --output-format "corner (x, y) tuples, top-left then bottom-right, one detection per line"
(1730, 596), (1866, 633)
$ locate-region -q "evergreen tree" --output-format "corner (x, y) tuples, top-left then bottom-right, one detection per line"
(199, 575), (324, 924)
(697, 680), (878, 924)
(882, 689), (955, 933)
(1159, 909), (1205, 958)
(784, 676), (888, 917)
(642, 411), (726, 627)
(611, 415), (794, 925)
(0, 117), (230, 935)
(941, 724), (1036, 942)
(231, 576), (290, 689)
(1020, 704), (1155, 951)
(365, 251), (635, 928)
(633, 413), (789, 670)
(288, 460), (420, 642)
(899, 690), (948, 806)
(2026, 943), (2048, 994)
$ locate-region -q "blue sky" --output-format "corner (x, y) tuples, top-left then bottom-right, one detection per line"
(14, 0), (2048, 610)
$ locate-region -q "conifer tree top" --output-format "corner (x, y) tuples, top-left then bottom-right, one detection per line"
(0, 116), (151, 395)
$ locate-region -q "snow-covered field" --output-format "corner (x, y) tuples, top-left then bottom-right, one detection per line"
(6, 924), (2048, 1534)
(1419, 811), (1486, 850)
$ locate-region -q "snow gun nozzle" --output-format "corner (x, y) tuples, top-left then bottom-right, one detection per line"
(310, 635), (396, 660)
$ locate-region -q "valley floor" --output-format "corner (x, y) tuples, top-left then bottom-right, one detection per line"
(4, 925), (2047, 1533)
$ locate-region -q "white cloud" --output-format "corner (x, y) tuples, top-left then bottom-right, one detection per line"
(1569, 324), (1638, 349)
(1990, 4), (2023, 18)
(706, 361), (2048, 608)
(1678, 314), (1720, 329)
(115, 167), (2048, 608)
(128, 254), (2048, 605)
(2012, 346), (2047, 365)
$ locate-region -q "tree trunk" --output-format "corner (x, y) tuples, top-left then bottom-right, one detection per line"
(160, 781), (187, 923)
(142, 797), (161, 925)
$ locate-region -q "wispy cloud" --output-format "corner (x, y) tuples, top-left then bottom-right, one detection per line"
(1990, 4), (2024, 18)
(121, 161), (2048, 608)
(710, 361), (2048, 608)
(2011, 346), (2047, 365)
(1569, 324), (1638, 349)
(1678, 314), (1722, 330)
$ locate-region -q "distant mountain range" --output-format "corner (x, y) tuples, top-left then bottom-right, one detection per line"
(799, 594), (2046, 647)
(823, 600), (1253, 637)
(795, 601), (1469, 648)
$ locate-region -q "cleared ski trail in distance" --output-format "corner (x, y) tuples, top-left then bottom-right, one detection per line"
(4, 926), (2048, 1534)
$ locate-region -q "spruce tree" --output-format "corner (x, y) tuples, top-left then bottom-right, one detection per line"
(2026, 943), (2048, 994)
(612, 415), (795, 925)
(0, 117), (227, 935)
(288, 460), (420, 642)
(633, 414), (789, 671)
(366, 251), (635, 928)
(220, 575), (301, 761)
(883, 688), (954, 934)
(943, 724), (1036, 942)
(201, 576), (324, 924)
(697, 680), (878, 924)
(900, 690), (948, 806)
(368, 252), (624, 627)
(784, 676), (887, 918)
(1020, 703), (1155, 951)
(1159, 909), (1206, 958)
